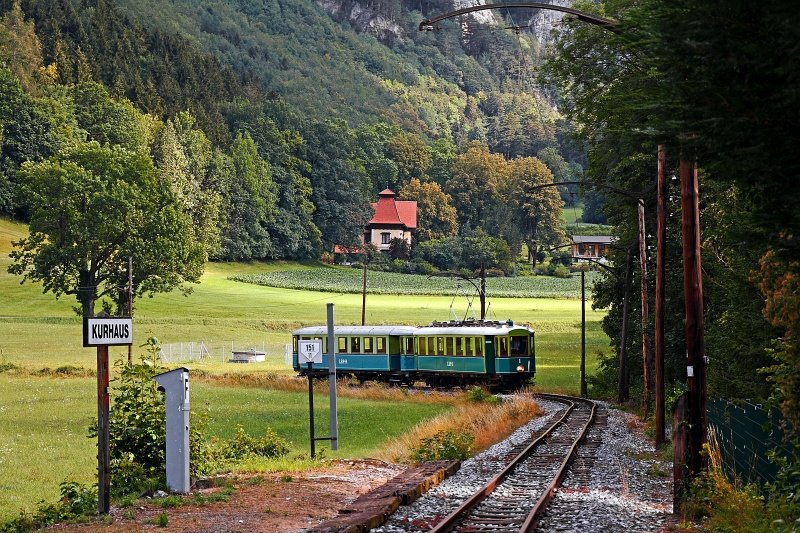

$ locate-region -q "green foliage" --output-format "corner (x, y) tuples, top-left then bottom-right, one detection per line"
(212, 426), (291, 463)
(411, 430), (473, 462)
(0, 481), (97, 532)
(9, 139), (204, 317)
(467, 386), (502, 405)
(91, 348), (167, 495)
(231, 267), (597, 299)
(552, 264), (571, 279)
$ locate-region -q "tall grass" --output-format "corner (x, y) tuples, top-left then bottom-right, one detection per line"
(376, 393), (542, 463)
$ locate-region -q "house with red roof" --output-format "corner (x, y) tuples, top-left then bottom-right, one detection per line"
(334, 189), (417, 257)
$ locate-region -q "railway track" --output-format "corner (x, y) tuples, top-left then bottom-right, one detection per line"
(427, 394), (601, 533)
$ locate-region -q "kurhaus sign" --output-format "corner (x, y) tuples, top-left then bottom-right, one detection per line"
(83, 317), (133, 347)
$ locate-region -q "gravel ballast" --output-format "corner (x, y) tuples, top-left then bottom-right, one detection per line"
(374, 398), (673, 532)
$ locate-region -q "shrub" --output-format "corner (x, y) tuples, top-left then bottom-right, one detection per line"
(552, 264), (571, 278)
(407, 259), (435, 275)
(467, 386), (502, 405)
(216, 426), (291, 461)
(410, 430), (473, 462)
(87, 341), (167, 496)
(0, 481), (98, 531)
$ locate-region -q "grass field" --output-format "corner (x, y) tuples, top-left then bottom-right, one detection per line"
(0, 217), (611, 520)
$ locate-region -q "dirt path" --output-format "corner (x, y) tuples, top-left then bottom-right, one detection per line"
(54, 461), (405, 532)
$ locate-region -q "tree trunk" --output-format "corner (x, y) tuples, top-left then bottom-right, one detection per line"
(78, 268), (97, 317)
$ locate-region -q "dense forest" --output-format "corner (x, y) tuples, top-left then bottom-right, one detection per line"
(0, 0), (587, 266)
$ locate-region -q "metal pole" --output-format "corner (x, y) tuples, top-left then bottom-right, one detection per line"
(480, 263), (486, 320)
(680, 155), (707, 478)
(638, 201), (651, 419)
(580, 270), (587, 397)
(308, 361), (315, 459)
(96, 345), (110, 515)
(655, 145), (667, 446)
(361, 262), (367, 326)
(327, 303), (338, 450)
(618, 249), (633, 403)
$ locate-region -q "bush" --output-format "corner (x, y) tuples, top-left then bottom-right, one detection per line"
(552, 264), (571, 278)
(467, 386), (502, 405)
(87, 341), (167, 495)
(0, 481), (98, 531)
(407, 259), (435, 275)
(410, 430), (473, 462)
(215, 426), (291, 462)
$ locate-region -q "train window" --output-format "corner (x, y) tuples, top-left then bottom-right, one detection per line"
(351, 337), (361, 353)
(404, 337), (414, 354)
(465, 337), (473, 356)
(293, 337), (298, 353)
(498, 337), (509, 357)
(377, 337), (387, 354)
(313, 336), (326, 354)
(417, 337), (426, 355)
(455, 337), (463, 356)
(475, 337), (483, 356)
(511, 336), (527, 356)
(364, 337), (373, 353)
(530, 336), (535, 356)
(338, 337), (347, 353)
(436, 337), (444, 356)
(428, 337), (435, 355)
(445, 337), (454, 355)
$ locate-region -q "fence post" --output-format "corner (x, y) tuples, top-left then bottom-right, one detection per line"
(673, 392), (690, 514)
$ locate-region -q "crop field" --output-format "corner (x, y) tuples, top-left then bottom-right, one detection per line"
(0, 217), (611, 520)
(231, 268), (599, 299)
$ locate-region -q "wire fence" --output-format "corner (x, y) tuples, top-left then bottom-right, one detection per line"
(157, 341), (293, 366)
(708, 398), (793, 486)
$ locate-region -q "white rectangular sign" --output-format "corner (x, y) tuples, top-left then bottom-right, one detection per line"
(83, 318), (133, 347)
(298, 340), (323, 364)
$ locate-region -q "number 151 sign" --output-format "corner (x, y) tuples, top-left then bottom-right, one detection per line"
(298, 340), (323, 364)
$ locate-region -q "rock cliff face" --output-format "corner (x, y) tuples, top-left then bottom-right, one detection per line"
(315, 0), (571, 45)
(316, 0), (405, 41)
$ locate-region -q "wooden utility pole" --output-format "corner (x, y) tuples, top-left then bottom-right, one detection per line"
(97, 344), (110, 514)
(680, 155), (707, 478)
(638, 202), (651, 419)
(618, 248), (633, 403)
(655, 146), (667, 446)
(580, 270), (587, 397)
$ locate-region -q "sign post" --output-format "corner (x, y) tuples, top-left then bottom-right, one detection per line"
(298, 340), (322, 458)
(83, 315), (133, 515)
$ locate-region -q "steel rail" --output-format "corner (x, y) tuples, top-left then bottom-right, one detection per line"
(429, 394), (593, 532)
(520, 395), (598, 531)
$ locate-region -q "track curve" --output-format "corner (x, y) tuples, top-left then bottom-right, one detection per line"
(429, 394), (598, 533)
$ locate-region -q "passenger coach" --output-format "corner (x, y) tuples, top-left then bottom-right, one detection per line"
(291, 320), (535, 390)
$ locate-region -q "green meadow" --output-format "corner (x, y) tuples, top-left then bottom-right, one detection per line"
(0, 217), (609, 519)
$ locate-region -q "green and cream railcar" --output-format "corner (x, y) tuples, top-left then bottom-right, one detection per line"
(292, 325), (418, 383)
(414, 321), (535, 388)
(292, 320), (535, 389)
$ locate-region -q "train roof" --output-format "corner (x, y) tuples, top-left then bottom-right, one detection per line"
(417, 324), (534, 336)
(293, 322), (534, 337)
(293, 325), (419, 336)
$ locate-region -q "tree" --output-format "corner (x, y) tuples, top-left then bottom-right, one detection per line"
(301, 120), (372, 251)
(8, 141), (204, 317)
(501, 156), (566, 270)
(446, 142), (507, 231)
(0, 1), (51, 94)
(388, 237), (410, 260)
(387, 132), (432, 185)
(218, 132), (278, 260)
(399, 178), (458, 242)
